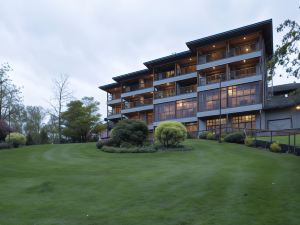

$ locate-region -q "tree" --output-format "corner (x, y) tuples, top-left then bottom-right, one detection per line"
(44, 114), (59, 144)
(0, 119), (10, 141)
(0, 63), (23, 124)
(49, 74), (72, 144)
(268, 17), (300, 79)
(24, 106), (45, 144)
(61, 97), (101, 142)
(40, 127), (49, 144)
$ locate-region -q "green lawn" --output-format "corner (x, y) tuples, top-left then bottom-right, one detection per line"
(257, 134), (300, 146)
(0, 140), (299, 225)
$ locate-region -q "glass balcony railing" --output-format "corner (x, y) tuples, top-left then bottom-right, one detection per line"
(108, 93), (121, 101)
(176, 65), (197, 76)
(123, 98), (153, 109)
(123, 81), (153, 93)
(108, 109), (121, 116)
(230, 66), (258, 80)
(198, 42), (259, 65)
(178, 84), (197, 94)
(154, 89), (176, 99)
(154, 70), (175, 81)
(199, 73), (226, 86)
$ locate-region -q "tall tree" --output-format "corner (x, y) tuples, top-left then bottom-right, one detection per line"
(24, 106), (45, 144)
(0, 63), (23, 122)
(49, 74), (72, 143)
(62, 97), (101, 142)
(44, 114), (59, 144)
(268, 15), (300, 78)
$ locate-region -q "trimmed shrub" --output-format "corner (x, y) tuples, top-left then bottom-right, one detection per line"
(120, 142), (134, 148)
(5, 132), (26, 148)
(101, 138), (116, 147)
(244, 137), (254, 147)
(206, 132), (216, 140)
(224, 132), (245, 144)
(101, 146), (157, 153)
(154, 121), (187, 147)
(96, 141), (103, 149)
(0, 142), (10, 150)
(198, 131), (208, 139)
(111, 119), (148, 146)
(270, 142), (282, 153)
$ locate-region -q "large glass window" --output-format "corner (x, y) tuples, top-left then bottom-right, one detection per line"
(185, 123), (198, 138)
(154, 102), (176, 122)
(206, 118), (227, 132)
(176, 98), (197, 118)
(232, 115), (256, 129)
(199, 82), (261, 111)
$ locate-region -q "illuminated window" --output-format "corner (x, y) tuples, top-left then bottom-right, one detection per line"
(232, 115), (256, 129)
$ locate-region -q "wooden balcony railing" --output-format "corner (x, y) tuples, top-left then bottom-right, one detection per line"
(123, 81), (153, 93)
(123, 98), (153, 109)
(178, 84), (197, 94)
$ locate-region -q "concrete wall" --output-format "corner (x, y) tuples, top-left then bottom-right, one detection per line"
(264, 107), (300, 130)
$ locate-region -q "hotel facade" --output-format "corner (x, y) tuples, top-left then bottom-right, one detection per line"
(99, 19), (300, 138)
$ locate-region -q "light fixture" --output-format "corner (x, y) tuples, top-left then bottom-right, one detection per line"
(246, 48), (249, 52)
(213, 45), (216, 48)
(213, 66), (215, 70)
(189, 57), (192, 61)
(243, 37), (246, 40)
(296, 105), (300, 110)
(243, 60), (246, 63)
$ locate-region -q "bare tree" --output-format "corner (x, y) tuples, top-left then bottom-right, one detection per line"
(49, 74), (72, 143)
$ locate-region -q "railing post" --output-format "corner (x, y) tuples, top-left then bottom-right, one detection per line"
(294, 133), (296, 153)
(270, 131), (273, 143)
(288, 132), (291, 153)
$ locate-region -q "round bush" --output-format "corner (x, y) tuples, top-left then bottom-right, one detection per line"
(270, 142), (281, 153)
(111, 119), (148, 147)
(224, 132), (245, 144)
(244, 137), (254, 147)
(96, 141), (103, 149)
(206, 132), (216, 140)
(5, 132), (26, 148)
(198, 131), (208, 139)
(154, 121), (187, 147)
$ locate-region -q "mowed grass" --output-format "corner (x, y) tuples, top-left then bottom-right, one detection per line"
(0, 140), (299, 225)
(257, 134), (300, 146)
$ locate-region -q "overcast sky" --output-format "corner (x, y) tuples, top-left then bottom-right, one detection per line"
(0, 0), (299, 117)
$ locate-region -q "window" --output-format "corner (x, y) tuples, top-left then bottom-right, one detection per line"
(227, 82), (260, 107)
(199, 88), (226, 111)
(232, 115), (256, 129)
(154, 102), (176, 121)
(176, 98), (197, 118)
(185, 123), (198, 138)
(206, 118), (227, 132)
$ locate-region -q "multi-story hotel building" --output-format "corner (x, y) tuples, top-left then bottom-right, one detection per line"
(99, 19), (300, 138)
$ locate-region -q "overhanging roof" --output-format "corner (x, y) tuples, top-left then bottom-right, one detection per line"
(98, 82), (120, 91)
(112, 69), (150, 82)
(144, 50), (192, 68)
(270, 83), (300, 94)
(186, 19), (273, 56)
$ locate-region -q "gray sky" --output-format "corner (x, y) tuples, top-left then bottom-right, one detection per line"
(0, 0), (299, 117)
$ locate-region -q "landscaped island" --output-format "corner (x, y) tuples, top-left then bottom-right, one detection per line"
(0, 140), (299, 225)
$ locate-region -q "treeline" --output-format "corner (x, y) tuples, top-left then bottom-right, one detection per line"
(0, 63), (105, 146)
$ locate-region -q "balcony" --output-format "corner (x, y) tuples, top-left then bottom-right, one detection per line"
(199, 73), (226, 86)
(178, 84), (197, 94)
(108, 93), (121, 100)
(123, 81), (153, 93)
(107, 109), (122, 119)
(230, 66), (257, 80)
(154, 70), (175, 81)
(154, 89), (176, 99)
(123, 98), (153, 109)
(197, 42), (261, 70)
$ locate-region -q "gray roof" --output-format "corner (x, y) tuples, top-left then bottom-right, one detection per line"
(98, 82), (120, 91)
(112, 69), (150, 82)
(186, 19), (273, 56)
(264, 93), (300, 110)
(144, 50), (192, 68)
(269, 83), (300, 94)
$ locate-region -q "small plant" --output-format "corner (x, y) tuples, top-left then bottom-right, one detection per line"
(206, 132), (216, 140)
(244, 137), (254, 147)
(198, 131), (208, 139)
(224, 132), (245, 144)
(154, 121), (187, 147)
(5, 132), (26, 148)
(270, 142), (282, 153)
(96, 141), (103, 149)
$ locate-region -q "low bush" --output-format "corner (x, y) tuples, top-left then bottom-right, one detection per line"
(120, 142), (134, 148)
(5, 132), (26, 148)
(224, 132), (245, 144)
(206, 132), (216, 140)
(0, 142), (10, 150)
(101, 146), (157, 153)
(155, 121), (187, 147)
(198, 131), (208, 139)
(111, 119), (148, 146)
(101, 138), (117, 147)
(96, 141), (103, 149)
(270, 142), (282, 153)
(244, 137), (254, 147)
